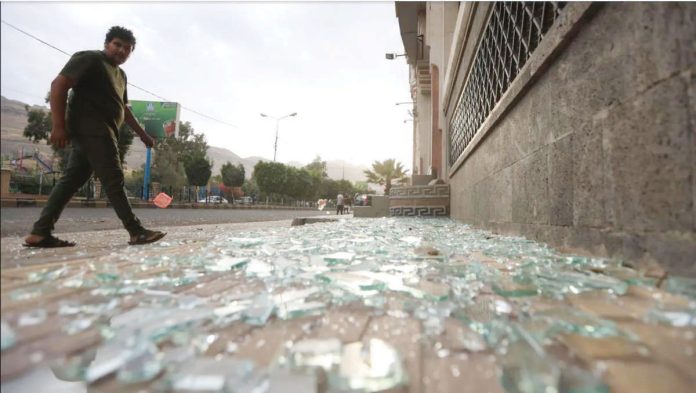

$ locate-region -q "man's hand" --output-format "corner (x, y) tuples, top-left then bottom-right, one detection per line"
(140, 133), (155, 148)
(50, 126), (70, 149)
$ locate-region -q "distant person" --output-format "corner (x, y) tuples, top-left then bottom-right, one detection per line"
(336, 193), (344, 215)
(23, 26), (165, 248)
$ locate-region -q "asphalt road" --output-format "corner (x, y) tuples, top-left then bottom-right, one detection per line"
(0, 207), (330, 237)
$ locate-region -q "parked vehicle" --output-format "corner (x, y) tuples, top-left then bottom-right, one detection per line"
(198, 196), (228, 204)
(236, 196), (253, 205)
(354, 194), (371, 206)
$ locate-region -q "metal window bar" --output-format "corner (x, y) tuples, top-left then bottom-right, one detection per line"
(448, 2), (565, 166)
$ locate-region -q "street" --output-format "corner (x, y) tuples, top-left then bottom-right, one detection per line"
(0, 216), (693, 392)
(0, 207), (329, 237)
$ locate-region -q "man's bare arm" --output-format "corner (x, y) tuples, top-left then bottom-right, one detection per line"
(124, 106), (155, 148)
(49, 75), (75, 149)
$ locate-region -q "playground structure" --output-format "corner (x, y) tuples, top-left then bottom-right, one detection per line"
(4, 147), (61, 195)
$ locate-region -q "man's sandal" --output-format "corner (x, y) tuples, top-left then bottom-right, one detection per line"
(129, 230), (166, 245)
(23, 235), (76, 248)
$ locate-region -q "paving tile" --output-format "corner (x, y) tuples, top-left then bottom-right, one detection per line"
(602, 360), (693, 393)
(422, 352), (502, 393)
(558, 333), (651, 362)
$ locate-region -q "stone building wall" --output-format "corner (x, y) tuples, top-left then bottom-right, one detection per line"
(447, 3), (695, 275)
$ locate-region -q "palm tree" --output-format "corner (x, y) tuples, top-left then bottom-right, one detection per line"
(363, 159), (409, 195)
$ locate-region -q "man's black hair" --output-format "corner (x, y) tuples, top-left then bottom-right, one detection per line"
(105, 26), (136, 49)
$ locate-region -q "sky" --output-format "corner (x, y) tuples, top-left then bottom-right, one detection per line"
(0, 1), (413, 170)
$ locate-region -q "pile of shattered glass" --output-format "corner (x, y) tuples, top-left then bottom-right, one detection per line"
(1, 217), (694, 392)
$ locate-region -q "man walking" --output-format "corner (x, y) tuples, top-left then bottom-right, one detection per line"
(336, 193), (344, 215)
(23, 26), (165, 247)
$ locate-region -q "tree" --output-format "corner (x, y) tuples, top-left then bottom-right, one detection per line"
(242, 178), (259, 199)
(151, 146), (187, 188)
(173, 121), (209, 166)
(220, 162), (245, 187)
(363, 158), (409, 195)
(285, 167), (315, 200)
(22, 103), (71, 170)
(150, 120), (211, 189)
(304, 156), (327, 178)
(23, 106), (51, 143)
(184, 155), (212, 187)
(253, 161), (288, 196)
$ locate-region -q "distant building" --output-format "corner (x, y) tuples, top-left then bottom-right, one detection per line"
(395, 2), (695, 275)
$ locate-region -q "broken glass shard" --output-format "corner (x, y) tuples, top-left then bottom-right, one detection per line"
(277, 301), (326, 320)
(116, 340), (162, 384)
(493, 277), (539, 298)
(535, 270), (628, 296)
(245, 259), (275, 278)
(286, 338), (342, 370)
(206, 256), (250, 272)
(244, 293), (275, 326)
(272, 287), (321, 305)
(85, 341), (134, 383)
(559, 364), (610, 393)
(323, 252), (355, 265)
(214, 300), (252, 318)
(662, 276), (696, 300)
(329, 338), (406, 392)
(1, 320), (16, 351)
(645, 306), (696, 327)
(225, 237), (264, 247)
(536, 308), (622, 339)
(49, 349), (96, 382)
(166, 357), (255, 391)
(63, 318), (94, 335)
(27, 266), (67, 282)
(18, 309), (47, 326)
(500, 324), (560, 393)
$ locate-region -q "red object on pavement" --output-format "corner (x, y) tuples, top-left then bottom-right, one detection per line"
(153, 192), (173, 208)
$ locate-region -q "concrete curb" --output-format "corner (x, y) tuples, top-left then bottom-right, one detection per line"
(1, 198), (316, 211)
(291, 215), (351, 226)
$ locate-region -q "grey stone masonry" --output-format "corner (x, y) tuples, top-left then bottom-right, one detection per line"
(447, 3), (696, 276)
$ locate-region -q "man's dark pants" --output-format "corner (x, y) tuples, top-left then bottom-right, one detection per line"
(31, 133), (145, 237)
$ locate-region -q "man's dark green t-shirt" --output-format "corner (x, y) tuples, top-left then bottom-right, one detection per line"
(61, 50), (128, 138)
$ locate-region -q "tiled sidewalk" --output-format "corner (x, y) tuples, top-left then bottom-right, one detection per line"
(1, 217), (694, 393)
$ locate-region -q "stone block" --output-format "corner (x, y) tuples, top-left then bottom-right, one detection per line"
(511, 150), (549, 225)
(689, 67), (696, 232)
(552, 3), (691, 112)
(354, 196), (390, 218)
(412, 174), (436, 186)
(643, 231), (696, 277)
(602, 74), (693, 233)
(548, 134), (574, 226)
(571, 119), (605, 228)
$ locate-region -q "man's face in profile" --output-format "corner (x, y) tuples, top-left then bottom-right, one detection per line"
(103, 37), (133, 66)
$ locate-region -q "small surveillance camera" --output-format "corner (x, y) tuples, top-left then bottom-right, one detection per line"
(385, 53), (395, 60)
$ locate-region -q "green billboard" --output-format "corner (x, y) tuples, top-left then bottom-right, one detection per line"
(129, 100), (181, 140)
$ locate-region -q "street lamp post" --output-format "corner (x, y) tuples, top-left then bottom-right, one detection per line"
(260, 112), (297, 161)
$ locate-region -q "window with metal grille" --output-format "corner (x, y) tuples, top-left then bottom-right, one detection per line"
(448, 2), (566, 166)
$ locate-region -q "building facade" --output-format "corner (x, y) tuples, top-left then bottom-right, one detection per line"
(395, 2), (695, 275)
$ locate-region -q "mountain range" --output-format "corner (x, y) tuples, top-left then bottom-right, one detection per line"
(1, 95), (370, 183)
